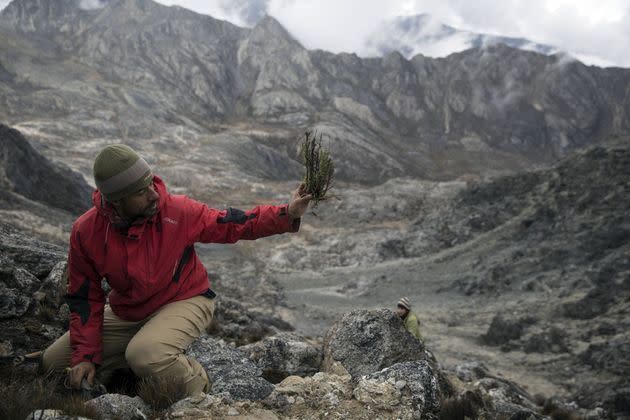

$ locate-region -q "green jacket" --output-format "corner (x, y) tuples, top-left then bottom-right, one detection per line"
(404, 311), (422, 340)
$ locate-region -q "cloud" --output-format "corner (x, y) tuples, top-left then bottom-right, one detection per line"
(205, 0), (630, 67)
(1, 0), (627, 67)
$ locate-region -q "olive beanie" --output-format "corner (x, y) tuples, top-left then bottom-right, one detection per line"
(93, 144), (153, 201)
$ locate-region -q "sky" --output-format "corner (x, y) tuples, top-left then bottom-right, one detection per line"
(0, 0), (628, 67)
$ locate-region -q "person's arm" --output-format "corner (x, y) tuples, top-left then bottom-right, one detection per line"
(187, 184), (311, 244)
(65, 224), (105, 386)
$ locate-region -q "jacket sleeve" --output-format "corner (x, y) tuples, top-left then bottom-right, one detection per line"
(185, 197), (300, 244)
(65, 224), (105, 366)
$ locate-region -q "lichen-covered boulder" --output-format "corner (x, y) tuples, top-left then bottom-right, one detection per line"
(322, 308), (425, 379)
(187, 335), (274, 400)
(34, 261), (67, 308)
(360, 360), (442, 418)
(0, 267), (39, 318)
(240, 332), (322, 383)
(85, 394), (150, 420)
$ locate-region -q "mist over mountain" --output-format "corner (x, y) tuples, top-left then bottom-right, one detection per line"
(366, 14), (557, 59)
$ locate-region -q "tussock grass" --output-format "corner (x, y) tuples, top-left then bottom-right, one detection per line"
(137, 375), (188, 411)
(299, 131), (334, 207)
(439, 396), (480, 420)
(0, 367), (101, 420)
(36, 301), (59, 322)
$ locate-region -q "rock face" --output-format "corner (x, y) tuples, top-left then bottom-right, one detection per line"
(322, 308), (426, 379)
(239, 332), (322, 383)
(359, 360), (442, 418)
(0, 222), (67, 354)
(85, 394), (150, 420)
(186, 335), (274, 400)
(0, 124), (91, 215)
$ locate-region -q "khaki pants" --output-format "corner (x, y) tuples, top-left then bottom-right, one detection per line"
(41, 295), (215, 397)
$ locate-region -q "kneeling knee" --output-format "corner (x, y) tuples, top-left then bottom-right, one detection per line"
(125, 341), (173, 375)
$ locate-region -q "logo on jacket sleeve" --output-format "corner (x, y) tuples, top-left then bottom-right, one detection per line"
(163, 217), (179, 225)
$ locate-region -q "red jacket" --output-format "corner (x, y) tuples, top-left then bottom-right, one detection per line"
(65, 176), (299, 366)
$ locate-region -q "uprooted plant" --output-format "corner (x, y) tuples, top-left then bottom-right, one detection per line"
(299, 131), (334, 207)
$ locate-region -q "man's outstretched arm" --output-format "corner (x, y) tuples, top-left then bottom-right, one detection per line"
(187, 184), (312, 244)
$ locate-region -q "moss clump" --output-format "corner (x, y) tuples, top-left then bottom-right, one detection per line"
(299, 131), (334, 207)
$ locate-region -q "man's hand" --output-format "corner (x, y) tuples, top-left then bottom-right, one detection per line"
(68, 361), (96, 390)
(288, 183), (313, 219)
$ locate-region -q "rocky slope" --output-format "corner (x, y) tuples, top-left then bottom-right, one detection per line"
(266, 138), (630, 418)
(0, 0), (629, 186)
(0, 124), (91, 243)
(2, 224), (579, 420)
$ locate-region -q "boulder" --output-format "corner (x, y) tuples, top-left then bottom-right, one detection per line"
(239, 332), (322, 383)
(209, 296), (293, 346)
(34, 261), (67, 308)
(0, 268), (39, 318)
(0, 224), (65, 278)
(186, 335), (274, 400)
(85, 394), (150, 420)
(482, 314), (535, 346)
(23, 409), (91, 420)
(360, 360), (441, 418)
(263, 372), (355, 417)
(322, 309), (425, 379)
(452, 361), (490, 382)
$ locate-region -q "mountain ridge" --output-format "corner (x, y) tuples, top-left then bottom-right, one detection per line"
(0, 0), (629, 185)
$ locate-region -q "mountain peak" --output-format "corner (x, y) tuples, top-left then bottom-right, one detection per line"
(253, 15), (292, 37)
(0, 0), (105, 32)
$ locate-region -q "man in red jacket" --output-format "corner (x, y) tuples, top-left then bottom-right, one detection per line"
(41, 144), (312, 396)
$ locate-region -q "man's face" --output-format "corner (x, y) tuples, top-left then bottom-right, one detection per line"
(396, 306), (408, 318)
(114, 183), (159, 220)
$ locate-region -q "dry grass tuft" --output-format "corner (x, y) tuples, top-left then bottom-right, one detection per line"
(0, 367), (101, 420)
(137, 375), (188, 411)
(37, 301), (59, 322)
(299, 130), (334, 207)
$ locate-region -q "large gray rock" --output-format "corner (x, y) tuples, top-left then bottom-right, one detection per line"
(0, 223), (65, 278)
(187, 335), (274, 400)
(85, 394), (150, 420)
(239, 332), (322, 383)
(0, 267), (39, 318)
(359, 360), (442, 418)
(23, 409), (91, 420)
(34, 261), (67, 308)
(322, 309), (425, 379)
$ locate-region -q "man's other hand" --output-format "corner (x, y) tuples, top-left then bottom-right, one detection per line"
(288, 183), (313, 219)
(68, 361), (96, 390)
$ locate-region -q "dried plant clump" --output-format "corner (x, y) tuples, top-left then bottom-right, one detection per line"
(299, 131), (334, 207)
(0, 367), (101, 420)
(137, 375), (188, 411)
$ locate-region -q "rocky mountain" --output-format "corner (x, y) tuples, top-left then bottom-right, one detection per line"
(366, 14), (557, 59)
(0, 124), (91, 243)
(0, 0), (629, 187)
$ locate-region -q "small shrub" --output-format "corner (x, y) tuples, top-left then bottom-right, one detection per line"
(299, 130), (334, 207)
(137, 375), (188, 411)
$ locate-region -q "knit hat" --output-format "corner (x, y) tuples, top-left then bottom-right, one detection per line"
(93, 144), (153, 201)
(397, 297), (411, 310)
